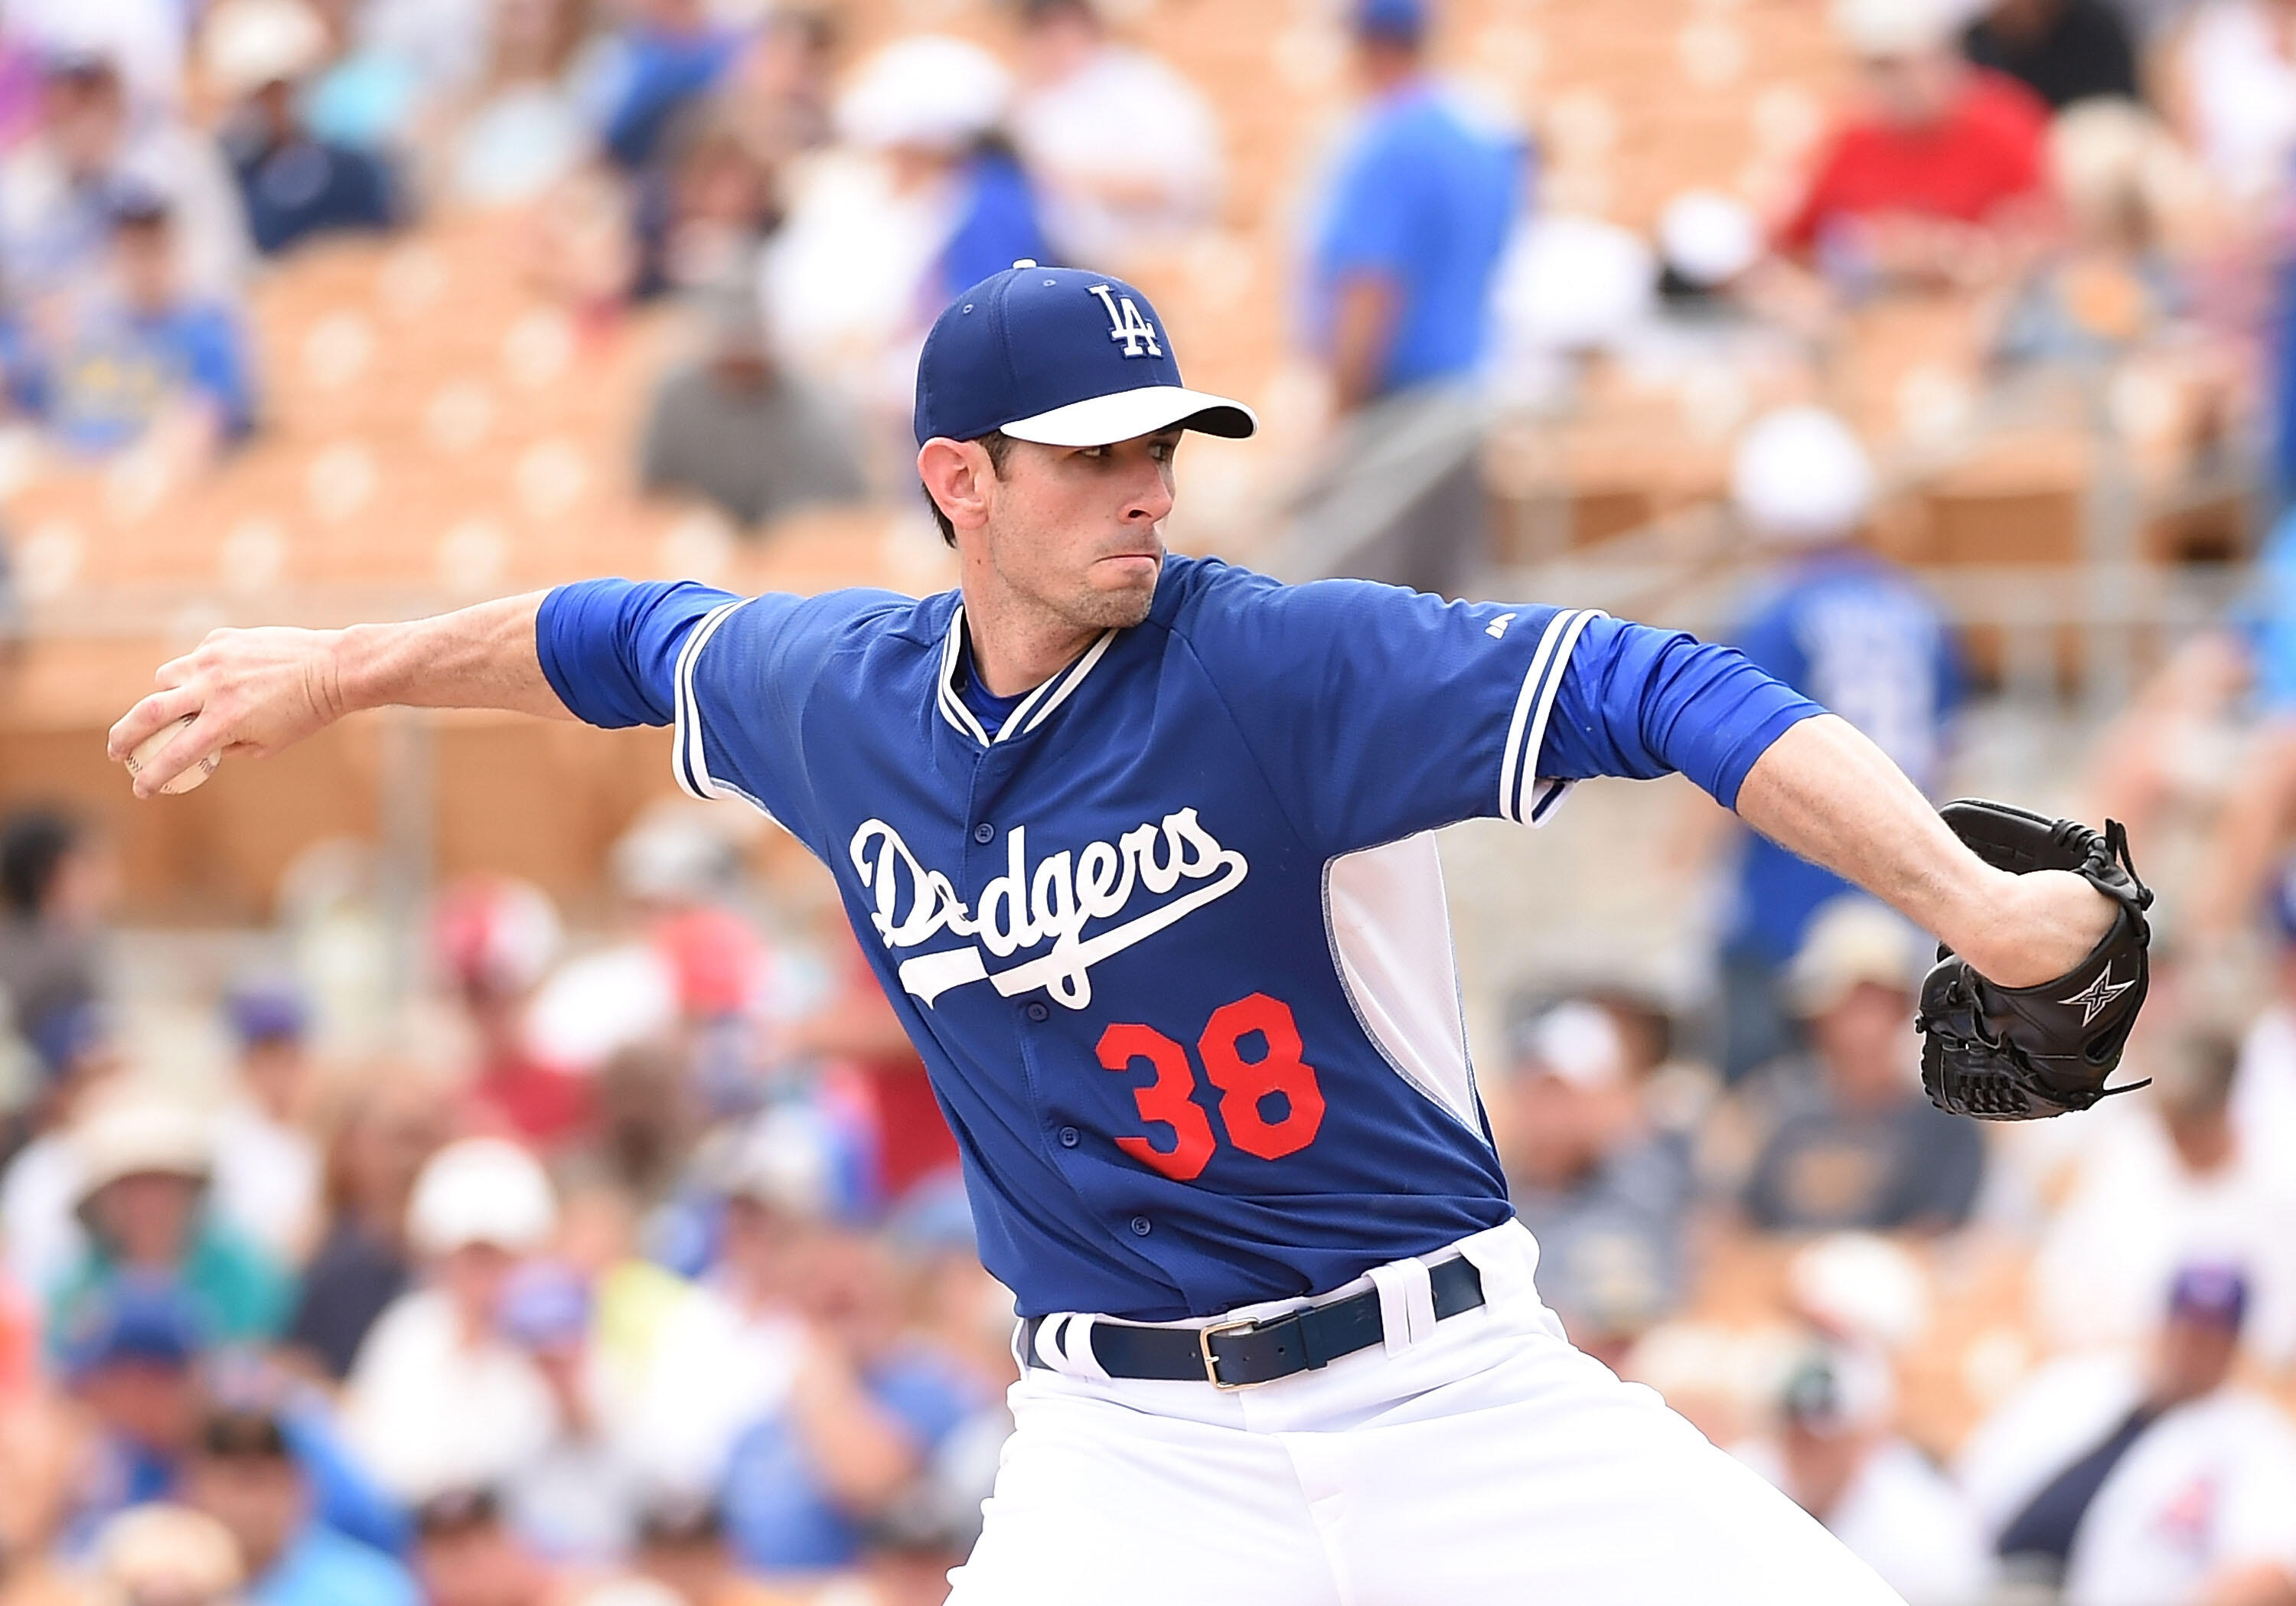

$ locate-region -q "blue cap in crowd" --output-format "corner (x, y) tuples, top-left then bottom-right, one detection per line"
(2268, 858), (2296, 946)
(60, 1278), (207, 1379)
(2167, 1263), (2249, 1331)
(227, 980), (308, 1047)
(27, 998), (109, 1081)
(1354, 0), (1429, 44)
(913, 262), (1256, 449)
(497, 1262), (592, 1350)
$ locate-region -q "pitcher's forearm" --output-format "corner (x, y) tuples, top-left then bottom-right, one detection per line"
(335, 592), (571, 720)
(1734, 715), (1991, 938)
(112, 591), (575, 795)
(1734, 714), (2112, 986)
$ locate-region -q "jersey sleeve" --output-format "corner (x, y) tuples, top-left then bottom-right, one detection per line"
(1189, 573), (1826, 854)
(535, 577), (849, 848)
(536, 578), (737, 729)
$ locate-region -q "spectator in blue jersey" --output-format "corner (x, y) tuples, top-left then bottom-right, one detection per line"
(590, 0), (740, 173)
(717, 1214), (984, 1576)
(184, 1401), (419, 1606)
(1285, 0), (1521, 596)
(1740, 900), (1986, 1235)
(1715, 406), (1958, 1083)
(38, 191), (254, 459)
(206, 0), (396, 258)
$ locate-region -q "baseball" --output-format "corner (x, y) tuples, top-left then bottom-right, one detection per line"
(123, 715), (220, 795)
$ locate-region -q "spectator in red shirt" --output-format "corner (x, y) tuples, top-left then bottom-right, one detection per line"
(1782, 0), (2054, 292)
(433, 879), (594, 1152)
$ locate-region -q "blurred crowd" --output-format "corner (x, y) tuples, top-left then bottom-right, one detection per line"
(9, 0), (2296, 1601)
(0, 801), (1016, 1606)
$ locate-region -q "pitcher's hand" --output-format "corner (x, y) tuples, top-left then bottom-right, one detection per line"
(107, 626), (351, 798)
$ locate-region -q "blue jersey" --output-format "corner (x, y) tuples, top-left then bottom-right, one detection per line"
(1727, 549), (1958, 965)
(540, 557), (1821, 1320)
(1308, 83), (1522, 397)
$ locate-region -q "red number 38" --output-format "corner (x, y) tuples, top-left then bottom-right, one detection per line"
(1093, 993), (1326, 1180)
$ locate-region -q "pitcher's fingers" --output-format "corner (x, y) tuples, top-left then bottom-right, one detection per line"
(152, 649), (204, 690)
(107, 685), (202, 762)
(128, 706), (227, 798)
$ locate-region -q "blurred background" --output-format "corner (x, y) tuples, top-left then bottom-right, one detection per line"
(0, 0), (2294, 1600)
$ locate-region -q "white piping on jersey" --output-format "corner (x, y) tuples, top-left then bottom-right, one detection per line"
(673, 599), (751, 802)
(1497, 608), (1603, 826)
(936, 604), (1117, 746)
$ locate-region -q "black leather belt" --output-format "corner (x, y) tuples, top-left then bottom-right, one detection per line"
(1021, 1255), (1484, 1390)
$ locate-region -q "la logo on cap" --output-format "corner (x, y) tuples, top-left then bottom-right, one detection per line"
(1088, 284), (1162, 358)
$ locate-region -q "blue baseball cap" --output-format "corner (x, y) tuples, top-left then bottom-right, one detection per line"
(913, 261), (1256, 449)
(227, 979), (307, 1046)
(2268, 857), (2296, 945)
(1354, 0), (1429, 43)
(497, 1261), (592, 1350)
(2167, 1263), (2249, 1331)
(60, 1278), (208, 1379)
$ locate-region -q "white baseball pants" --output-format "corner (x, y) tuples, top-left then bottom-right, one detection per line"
(947, 1220), (1906, 1606)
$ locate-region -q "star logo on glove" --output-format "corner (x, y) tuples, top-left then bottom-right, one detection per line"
(2061, 967), (2135, 1028)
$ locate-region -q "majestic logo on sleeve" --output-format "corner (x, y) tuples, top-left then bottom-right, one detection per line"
(848, 811), (1247, 1009)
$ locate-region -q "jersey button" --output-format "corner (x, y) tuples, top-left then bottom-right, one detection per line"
(1058, 1125), (1080, 1148)
(1130, 1216), (1152, 1237)
(1025, 1002), (1050, 1023)
(974, 822), (996, 844)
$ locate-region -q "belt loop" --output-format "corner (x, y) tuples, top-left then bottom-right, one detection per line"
(1060, 1314), (1110, 1381)
(1032, 1313), (1074, 1372)
(1366, 1259), (1437, 1356)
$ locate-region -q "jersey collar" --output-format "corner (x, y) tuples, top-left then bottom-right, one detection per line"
(935, 604), (1116, 747)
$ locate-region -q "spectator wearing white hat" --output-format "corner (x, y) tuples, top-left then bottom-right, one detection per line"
(1734, 1344), (1995, 1606)
(1711, 407), (1959, 1084)
(338, 1138), (561, 1503)
(1779, 0), (2052, 295)
(1486, 998), (1695, 1369)
(47, 1089), (291, 1354)
(205, 0), (394, 257)
(621, 1108), (833, 1499)
(760, 34), (1049, 453)
(1009, 0), (1223, 270)
(432, 877), (593, 1153)
(1656, 188), (1763, 307)
(1737, 899), (1986, 1234)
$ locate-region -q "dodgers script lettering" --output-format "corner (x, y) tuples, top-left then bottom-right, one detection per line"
(848, 809), (1248, 1009)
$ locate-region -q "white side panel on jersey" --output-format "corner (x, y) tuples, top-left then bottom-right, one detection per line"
(1322, 831), (1482, 1134)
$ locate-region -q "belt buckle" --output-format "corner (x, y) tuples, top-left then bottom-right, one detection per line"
(1199, 1317), (1265, 1390)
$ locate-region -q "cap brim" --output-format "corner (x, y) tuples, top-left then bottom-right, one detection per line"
(999, 385), (1257, 448)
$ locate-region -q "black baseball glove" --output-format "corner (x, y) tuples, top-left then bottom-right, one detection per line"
(1913, 800), (2154, 1120)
